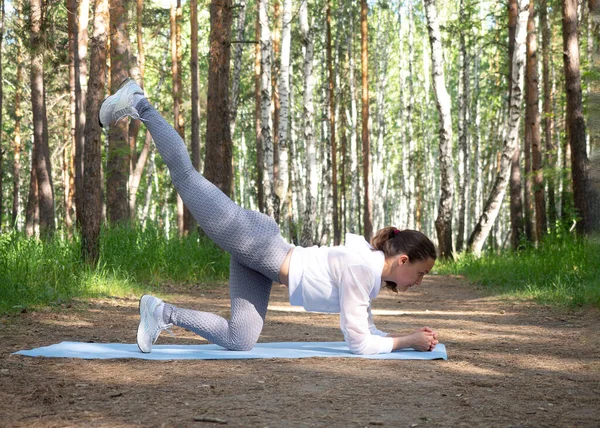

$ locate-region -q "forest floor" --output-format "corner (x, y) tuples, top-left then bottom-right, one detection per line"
(1, 275), (599, 428)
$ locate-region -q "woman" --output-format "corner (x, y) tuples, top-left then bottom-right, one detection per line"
(99, 78), (439, 356)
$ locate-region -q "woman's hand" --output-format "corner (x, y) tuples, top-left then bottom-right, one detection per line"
(389, 327), (439, 352)
(415, 327), (439, 351)
(407, 330), (438, 351)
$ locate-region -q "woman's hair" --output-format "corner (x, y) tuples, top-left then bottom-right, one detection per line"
(371, 227), (437, 292)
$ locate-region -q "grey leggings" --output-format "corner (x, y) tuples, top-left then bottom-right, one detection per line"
(137, 99), (293, 351)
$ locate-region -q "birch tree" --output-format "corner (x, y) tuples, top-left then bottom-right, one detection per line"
(361, 0), (373, 240)
(424, 0), (454, 259)
(326, 0), (340, 244)
(507, 0), (525, 249)
(255, 12), (264, 213)
(456, 0), (470, 252)
(230, 1), (246, 138)
(277, 0), (291, 229)
(259, 0), (274, 216)
(300, 0), (317, 246)
(348, 14), (360, 234)
(406, 0), (416, 230)
(468, 0), (529, 255)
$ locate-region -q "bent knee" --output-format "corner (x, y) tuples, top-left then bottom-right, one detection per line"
(227, 338), (257, 352)
(226, 325), (261, 351)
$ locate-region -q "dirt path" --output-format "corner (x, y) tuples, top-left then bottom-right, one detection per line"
(1, 275), (598, 427)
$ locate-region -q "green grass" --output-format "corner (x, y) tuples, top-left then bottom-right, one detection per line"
(436, 233), (600, 307)
(0, 224), (230, 314)
(3, 224), (598, 314)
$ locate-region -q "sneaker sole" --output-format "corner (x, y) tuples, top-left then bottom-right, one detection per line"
(136, 295), (152, 353)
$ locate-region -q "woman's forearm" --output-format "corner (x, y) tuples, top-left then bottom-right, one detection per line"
(390, 334), (414, 351)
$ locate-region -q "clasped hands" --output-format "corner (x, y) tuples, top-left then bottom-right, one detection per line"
(388, 326), (439, 352)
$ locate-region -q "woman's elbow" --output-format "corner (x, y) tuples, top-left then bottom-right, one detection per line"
(348, 342), (378, 355)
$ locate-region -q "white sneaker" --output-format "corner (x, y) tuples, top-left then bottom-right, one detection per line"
(99, 78), (145, 127)
(136, 295), (173, 353)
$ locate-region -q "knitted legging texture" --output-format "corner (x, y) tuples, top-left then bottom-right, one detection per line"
(137, 99), (292, 351)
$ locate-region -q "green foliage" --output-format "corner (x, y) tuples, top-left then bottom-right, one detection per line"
(98, 223), (230, 285)
(0, 225), (230, 314)
(436, 234), (600, 307)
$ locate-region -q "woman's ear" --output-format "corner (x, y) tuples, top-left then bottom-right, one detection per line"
(398, 254), (409, 266)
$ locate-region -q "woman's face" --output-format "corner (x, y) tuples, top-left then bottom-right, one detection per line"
(390, 255), (435, 292)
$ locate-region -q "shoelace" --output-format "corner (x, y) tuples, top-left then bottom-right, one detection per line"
(113, 106), (142, 124)
(153, 323), (176, 345)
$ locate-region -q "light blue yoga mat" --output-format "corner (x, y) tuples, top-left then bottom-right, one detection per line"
(13, 341), (447, 360)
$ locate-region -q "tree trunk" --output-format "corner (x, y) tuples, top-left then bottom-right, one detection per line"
(126, 0), (144, 187)
(527, 0), (547, 241)
(136, 0), (145, 84)
(67, 0), (78, 231)
(272, 0), (281, 222)
(424, 0), (454, 259)
(62, 111), (73, 231)
(347, 14), (360, 234)
(82, 0), (109, 264)
(30, 0), (55, 237)
(468, 0), (529, 256)
(563, 0), (591, 235)
(12, 0), (23, 228)
(456, 0), (470, 252)
(191, 0), (201, 186)
(541, 0), (557, 228)
(229, 1), (246, 138)
(75, 0), (89, 230)
(277, 0), (291, 232)
(141, 149), (156, 227)
(523, 0), (536, 243)
(406, 1), (416, 229)
(326, 0), (339, 245)
(373, 10), (386, 232)
(472, 54), (483, 232)
(25, 155), (39, 236)
(254, 12), (264, 213)
(588, 0), (600, 228)
(259, 0), (274, 216)
(127, 0), (150, 221)
(0, 0), (4, 232)
(424, 0), (454, 258)
(170, 0), (188, 234)
(361, 0), (373, 241)
(204, 0), (233, 196)
(300, 0), (316, 247)
(107, 0), (131, 224)
(128, 132), (152, 222)
(508, 0), (525, 249)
